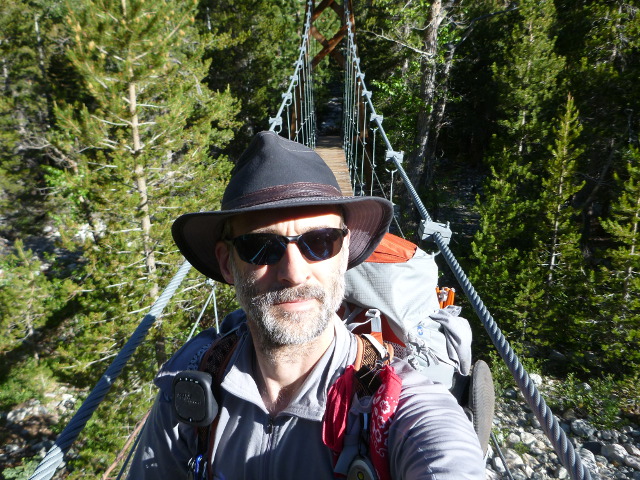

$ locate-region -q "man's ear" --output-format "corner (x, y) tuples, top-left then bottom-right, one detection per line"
(215, 241), (235, 284)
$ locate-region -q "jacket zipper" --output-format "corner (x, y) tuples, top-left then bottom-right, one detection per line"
(266, 415), (274, 434)
(262, 415), (276, 476)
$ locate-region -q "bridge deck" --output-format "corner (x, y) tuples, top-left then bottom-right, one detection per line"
(315, 136), (353, 196)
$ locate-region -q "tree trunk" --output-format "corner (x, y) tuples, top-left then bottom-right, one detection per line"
(402, 0), (459, 221)
(129, 76), (165, 366)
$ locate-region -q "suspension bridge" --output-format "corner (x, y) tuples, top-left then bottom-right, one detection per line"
(27, 1), (593, 479)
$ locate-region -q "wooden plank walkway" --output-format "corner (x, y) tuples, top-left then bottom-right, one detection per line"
(315, 136), (353, 195)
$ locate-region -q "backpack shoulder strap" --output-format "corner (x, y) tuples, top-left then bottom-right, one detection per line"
(191, 329), (241, 480)
(199, 330), (241, 381)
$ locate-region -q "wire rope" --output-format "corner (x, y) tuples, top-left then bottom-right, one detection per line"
(28, 261), (193, 480)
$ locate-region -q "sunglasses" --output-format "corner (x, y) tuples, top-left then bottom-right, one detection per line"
(230, 227), (349, 265)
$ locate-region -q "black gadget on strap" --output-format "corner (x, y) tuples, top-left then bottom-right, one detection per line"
(173, 370), (218, 427)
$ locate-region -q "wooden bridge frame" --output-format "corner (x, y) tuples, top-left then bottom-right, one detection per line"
(307, 0), (354, 69)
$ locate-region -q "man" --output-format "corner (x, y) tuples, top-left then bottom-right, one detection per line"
(128, 131), (484, 479)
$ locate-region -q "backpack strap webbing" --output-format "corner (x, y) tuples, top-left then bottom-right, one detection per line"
(353, 334), (393, 398)
(194, 330), (241, 475)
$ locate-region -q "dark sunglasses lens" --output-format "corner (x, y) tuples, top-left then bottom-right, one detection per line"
(233, 234), (286, 265)
(298, 228), (345, 261)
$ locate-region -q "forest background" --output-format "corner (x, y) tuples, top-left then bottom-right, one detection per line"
(0, 0), (638, 477)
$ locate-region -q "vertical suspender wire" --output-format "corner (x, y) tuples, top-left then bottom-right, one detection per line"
(359, 80), (368, 195)
(371, 127), (377, 197)
(352, 74), (360, 192)
(301, 55), (307, 145)
(305, 42), (313, 146)
(293, 73), (300, 141)
(343, 51), (351, 171)
(299, 59), (305, 142)
(114, 277), (219, 479)
(349, 46), (357, 172)
(343, 37), (354, 175)
(304, 49), (313, 146)
(300, 48), (307, 144)
(308, 43), (316, 148)
(212, 284), (220, 333)
(348, 52), (359, 190)
(28, 261), (193, 480)
(268, 1), (313, 136)
(285, 96), (292, 139)
(351, 56), (359, 185)
(186, 281), (217, 341)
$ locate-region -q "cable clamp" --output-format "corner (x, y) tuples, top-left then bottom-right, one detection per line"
(370, 113), (383, 124)
(385, 149), (403, 165)
(269, 116), (283, 130)
(419, 220), (452, 245)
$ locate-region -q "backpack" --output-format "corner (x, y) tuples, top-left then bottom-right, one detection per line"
(340, 233), (493, 456)
(341, 233), (472, 389)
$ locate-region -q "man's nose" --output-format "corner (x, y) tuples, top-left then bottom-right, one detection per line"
(276, 243), (312, 286)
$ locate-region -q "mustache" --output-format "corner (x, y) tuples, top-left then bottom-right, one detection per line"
(251, 285), (326, 307)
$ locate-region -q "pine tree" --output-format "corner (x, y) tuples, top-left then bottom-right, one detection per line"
(202, 0), (300, 151)
(532, 94), (591, 360)
(470, 0), (565, 341)
(558, 1), (640, 259)
(0, 240), (75, 356)
(490, 0), (565, 162)
(470, 152), (544, 339)
(598, 148), (640, 374)
(0, 0), (61, 234)
(47, 0), (240, 377)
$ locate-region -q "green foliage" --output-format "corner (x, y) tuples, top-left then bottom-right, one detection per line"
(0, 241), (76, 355)
(202, 0), (300, 151)
(595, 148), (640, 374)
(490, 0), (565, 160)
(486, 342), (542, 396)
(547, 373), (622, 429)
(1, 0), (640, 473)
(0, 357), (57, 411)
(2, 458), (40, 480)
(43, 0), (240, 385)
(513, 442), (530, 456)
(64, 381), (156, 478)
(0, 0), (60, 235)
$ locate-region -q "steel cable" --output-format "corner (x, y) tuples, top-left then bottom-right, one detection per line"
(28, 261), (193, 480)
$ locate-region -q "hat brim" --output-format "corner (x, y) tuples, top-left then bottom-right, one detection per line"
(172, 195), (393, 283)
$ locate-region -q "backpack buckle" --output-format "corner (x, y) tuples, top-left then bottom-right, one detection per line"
(173, 370), (218, 426)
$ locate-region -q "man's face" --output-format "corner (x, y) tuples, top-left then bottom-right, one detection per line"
(216, 206), (349, 349)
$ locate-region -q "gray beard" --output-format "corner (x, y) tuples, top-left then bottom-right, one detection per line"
(230, 254), (346, 351)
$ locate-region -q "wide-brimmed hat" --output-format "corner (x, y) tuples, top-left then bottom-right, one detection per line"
(172, 131), (393, 283)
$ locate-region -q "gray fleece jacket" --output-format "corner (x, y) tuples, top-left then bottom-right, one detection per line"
(126, 316), (484, 479)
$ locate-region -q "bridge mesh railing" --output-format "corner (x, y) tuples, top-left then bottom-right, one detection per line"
(269, 0), (316, 148)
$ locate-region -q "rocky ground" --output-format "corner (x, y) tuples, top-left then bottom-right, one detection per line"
(0, 387), (78, 478)
(486, 386), (640, 479)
